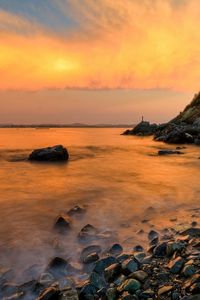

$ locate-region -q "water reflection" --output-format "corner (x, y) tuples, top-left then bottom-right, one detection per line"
(0, 128), (199, 282)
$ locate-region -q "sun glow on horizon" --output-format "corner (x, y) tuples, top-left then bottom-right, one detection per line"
(1, 0), (200, 92)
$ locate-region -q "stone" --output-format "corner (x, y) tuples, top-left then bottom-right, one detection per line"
(118, 279), (141, 294)
(60, 288), (79, 300)
(166, 241), (185, 256)
(133, 252), (146, 263)
(78, 224), (98, 242)
(104, 263), (121, 282)
(80, 245), (101, 263)
(182, 265), (196, 277)
(109, 243), (123, 256)
(141, 255), (153, 264)
(79, 283), (97, 300)
(29, 145), (69, 162)
(121, 258), (139, 275)
(93, 256), (117, 274)
(158, 285), (173, 296)
(47, 257), (74, 277)
(67, 205), (86, 217)
(171, 292), (180, 300)
(133, 245), (144, 252)
(140, 289), (155, 298)
(117, 254), (131, 263)
(180, 227), (200, 237)
(130, 270), (148, 282)
(89, 272), (106, 290)
(82, 252), (99, 264)
(153, 242), (167, 257)
(106, 287), (117, 300)
(36, 287), (60, 300)
(114, 274), (127, 286)
(168, 257), (185, 274)
(54, 215), (71, 233)
(148, 230), (159, 241)
(158, 149), (183, 155)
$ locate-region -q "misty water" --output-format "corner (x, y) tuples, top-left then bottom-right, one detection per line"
(0, 128), (200, 284)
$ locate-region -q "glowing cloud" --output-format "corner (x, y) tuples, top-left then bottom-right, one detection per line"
(1, 0), (200, 91)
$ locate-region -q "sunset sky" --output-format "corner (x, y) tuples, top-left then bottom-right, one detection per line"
(0, 0), (199, 124)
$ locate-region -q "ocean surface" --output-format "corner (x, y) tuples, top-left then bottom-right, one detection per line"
(0, 128), (199, 283)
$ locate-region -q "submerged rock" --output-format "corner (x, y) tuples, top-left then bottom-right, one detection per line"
(78, 224), (98, 242)
(54, 215), (71, 233)
(67, 205), (86, 217)
(108, 244), (123, 256)
(180, 227), (200, 237)
(80, 245), (102, 263)
(29, 145), (69, 162)
(158, 149), (183, 155)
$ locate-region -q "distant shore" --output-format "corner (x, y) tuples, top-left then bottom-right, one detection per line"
(0, 124), (134, 129)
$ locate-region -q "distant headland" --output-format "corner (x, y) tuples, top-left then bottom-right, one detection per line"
(0, 123), (134, 129)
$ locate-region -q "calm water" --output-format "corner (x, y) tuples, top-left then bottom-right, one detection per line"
(0, 128), (200, 282)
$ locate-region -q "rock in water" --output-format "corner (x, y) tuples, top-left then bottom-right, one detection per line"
(158, 149), (183, 155)
(122, 121), (158, 136)
(29, 145), (69, 162)
(54, 215), (71, 233)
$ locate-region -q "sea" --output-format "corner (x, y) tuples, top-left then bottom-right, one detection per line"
(0, 128), (199, 283)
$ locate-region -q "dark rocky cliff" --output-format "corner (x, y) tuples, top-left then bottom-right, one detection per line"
(123, 92), (200, 144)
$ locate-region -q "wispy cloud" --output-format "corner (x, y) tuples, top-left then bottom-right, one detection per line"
(0, 0), (200, 91)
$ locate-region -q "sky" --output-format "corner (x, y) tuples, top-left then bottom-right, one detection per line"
(0, 0), (199, 124)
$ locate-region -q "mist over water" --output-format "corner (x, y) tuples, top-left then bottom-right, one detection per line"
(0, 128), (199, 284)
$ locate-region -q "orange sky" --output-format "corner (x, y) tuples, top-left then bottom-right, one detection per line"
(1, 0), (200, 91)
(0, 0), (199, 123)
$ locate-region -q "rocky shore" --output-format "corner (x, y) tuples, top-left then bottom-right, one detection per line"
(123, 92), (200, 145)
(1, 206), (199, 300)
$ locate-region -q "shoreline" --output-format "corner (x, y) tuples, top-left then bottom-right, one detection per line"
(1, 208), (199, 300)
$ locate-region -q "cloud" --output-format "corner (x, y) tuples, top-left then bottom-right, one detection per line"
(0, 0), (200, 91)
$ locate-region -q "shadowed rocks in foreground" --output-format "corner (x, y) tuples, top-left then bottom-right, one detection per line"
(28, 145), (69, 162)
(1, 225), (200, 300)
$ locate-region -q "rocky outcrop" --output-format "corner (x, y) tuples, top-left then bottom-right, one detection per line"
(122, 121), (158, 136)
(154, 92), (200, 144)
(29, 145), (69, 162)
(123, 92), (200, 145)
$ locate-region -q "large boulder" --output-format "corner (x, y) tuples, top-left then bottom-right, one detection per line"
(29, 145), (69, 162)
(122, 121), (158, 136)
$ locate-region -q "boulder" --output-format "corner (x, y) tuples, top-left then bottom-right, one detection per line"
(29, 145), (69, 162)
